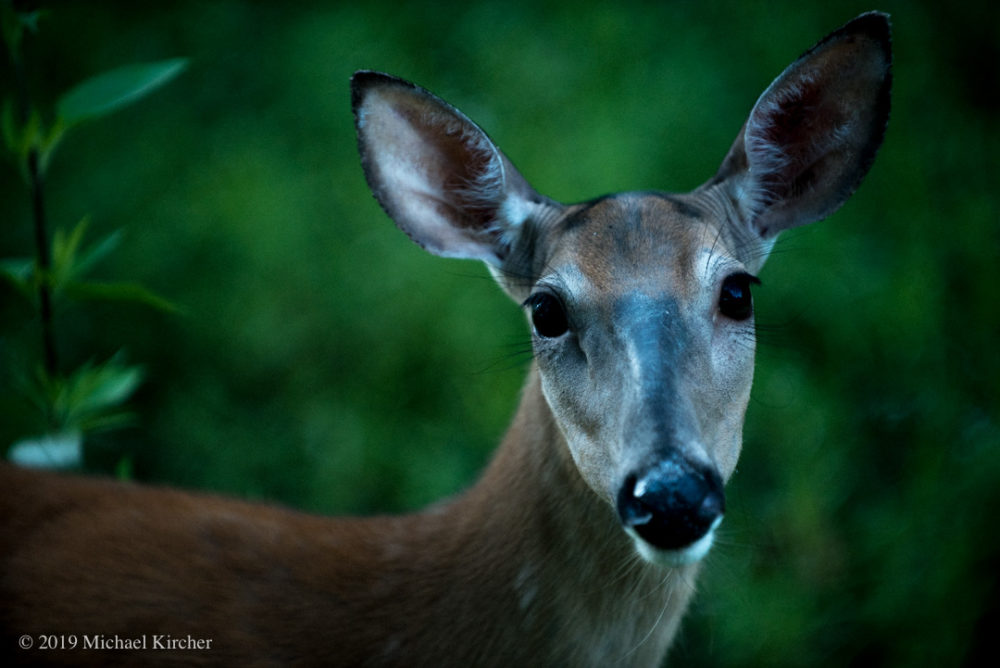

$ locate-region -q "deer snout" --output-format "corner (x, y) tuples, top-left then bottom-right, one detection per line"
(616, 457), (725, 567)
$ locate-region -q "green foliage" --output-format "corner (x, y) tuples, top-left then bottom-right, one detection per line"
(13, 354), (143, 437)
(0, 1), (997, 666)
(57, 59), (189, 127)
(1, 217), (177, 325)
(0, 2), (183, 467)
(49, 219), (180, 312)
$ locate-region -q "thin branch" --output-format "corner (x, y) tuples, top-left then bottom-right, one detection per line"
(28, 145), (58, 378)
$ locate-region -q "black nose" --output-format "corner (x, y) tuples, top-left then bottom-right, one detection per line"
(616, 458), (725, 551)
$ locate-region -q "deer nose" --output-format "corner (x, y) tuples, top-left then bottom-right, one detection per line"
(616, 457), (725, 552)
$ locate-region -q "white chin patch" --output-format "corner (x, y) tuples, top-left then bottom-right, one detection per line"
(626, 516), (723, 568)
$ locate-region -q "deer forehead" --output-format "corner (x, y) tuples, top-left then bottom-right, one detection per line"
(541, 193), (740, 308)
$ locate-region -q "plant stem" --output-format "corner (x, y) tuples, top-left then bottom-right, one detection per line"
(7, 10), (58, 379)
(28, 145), (58, 377)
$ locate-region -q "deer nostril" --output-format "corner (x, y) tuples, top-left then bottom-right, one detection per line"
(617, 461), (725, 551)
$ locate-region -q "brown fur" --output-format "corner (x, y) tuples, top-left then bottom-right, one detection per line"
(1, 375), (691, 667)
(0, 13), (890, 667)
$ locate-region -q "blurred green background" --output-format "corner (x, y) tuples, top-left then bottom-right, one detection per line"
(1, 0), (998, 665)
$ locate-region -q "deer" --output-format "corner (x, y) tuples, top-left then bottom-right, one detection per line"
(0, 12), (891, 667)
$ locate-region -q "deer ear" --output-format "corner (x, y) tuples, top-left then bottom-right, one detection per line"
(351, 71), (556, 267)
(711, 12), (892, 239)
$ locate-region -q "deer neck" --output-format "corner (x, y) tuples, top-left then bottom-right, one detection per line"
(397, 365), (700, 665)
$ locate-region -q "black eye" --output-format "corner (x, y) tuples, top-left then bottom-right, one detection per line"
(526, 292), (569, 338)
(719, 273), (760, 321)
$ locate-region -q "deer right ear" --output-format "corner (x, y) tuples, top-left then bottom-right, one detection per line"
(351, 71), (556, 269)
(710, 12), (892, 241)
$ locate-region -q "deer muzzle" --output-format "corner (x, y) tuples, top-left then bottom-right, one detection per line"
(617, 455), (725, 566)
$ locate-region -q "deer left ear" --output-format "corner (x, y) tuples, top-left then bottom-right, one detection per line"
(710, 12), (892, 240)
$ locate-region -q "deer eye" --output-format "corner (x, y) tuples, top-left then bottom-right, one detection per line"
(525, 292), (569, 338)
(718, 273), (760, 321)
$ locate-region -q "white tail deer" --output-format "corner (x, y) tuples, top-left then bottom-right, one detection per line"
(1, 13), (891, 667)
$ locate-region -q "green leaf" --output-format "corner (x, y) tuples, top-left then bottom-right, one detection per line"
(1, 5), (43, 59)
(28, 356), (144, 434)
(63, 280), (181, 314)
(0, 256), (35, 296)
(1, 103), (44, 170)
(43, 219), (180, 313)
(36, 118), (67, 177)
(56, 58), (188, 127)
(73, 228), (123, 278)
(49, 217), (90, 290)
(75, 363), (144, 415)
(51, 219), (123, 284)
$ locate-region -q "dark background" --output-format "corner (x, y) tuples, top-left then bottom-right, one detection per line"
(2, 1), (997, 665)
